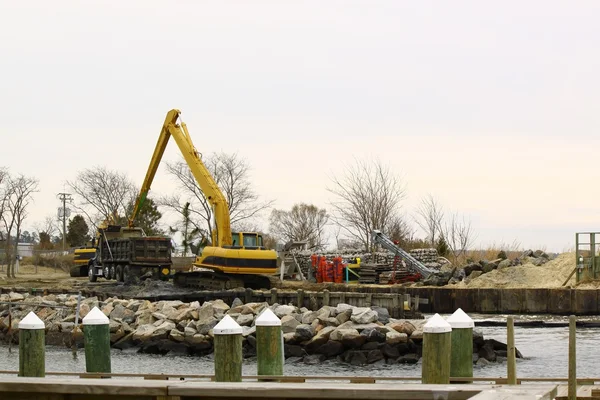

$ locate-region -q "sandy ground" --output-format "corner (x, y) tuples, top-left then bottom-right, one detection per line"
(454, 252), (577, 289)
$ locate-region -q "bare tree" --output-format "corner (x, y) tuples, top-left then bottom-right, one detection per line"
(0, 168), (10, 242)
(442, 212), (475, 263)
(385, 214), (417, 249)
(2, 174), (39, 278)
(328, 158), (407, 252)
(67, 166), (136, 227)
(414, 194), (445, 247)
(161, 153), (274, 241)
(269, 203), (329, 250)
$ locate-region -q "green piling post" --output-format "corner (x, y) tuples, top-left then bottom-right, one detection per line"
(213, 315), (243, 382)
(256, 308), (283, 379)
(83, 306), (111, 374)
(19, 311), (45, 377)
(568, 315), (577, 400)
(421, 313), (452, 384)
(447, 308), (474, 383)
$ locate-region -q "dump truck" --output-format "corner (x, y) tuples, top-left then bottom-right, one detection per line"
(87, 224), (172, 283)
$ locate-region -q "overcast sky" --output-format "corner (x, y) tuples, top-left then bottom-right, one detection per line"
(1, 1), (599, 252)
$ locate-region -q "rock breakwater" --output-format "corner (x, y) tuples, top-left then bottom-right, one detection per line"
(0, 292), (519, 366)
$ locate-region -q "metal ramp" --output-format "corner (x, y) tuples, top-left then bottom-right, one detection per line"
(371, 229), (437, 278)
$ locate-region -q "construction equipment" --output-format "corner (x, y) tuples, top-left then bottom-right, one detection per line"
(133, 109), (277, 290)
(371, 229), (437, 279)
(87, 223), (172, 283)
(70, 246), (96, 277)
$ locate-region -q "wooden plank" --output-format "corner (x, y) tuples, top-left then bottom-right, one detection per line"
(168, 382), (488, 399)
(0, 377), (169, 396)
(469, 385), (557, 400)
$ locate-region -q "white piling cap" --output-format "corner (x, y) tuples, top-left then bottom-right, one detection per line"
(447, 308), (474, 329)
(423, 313), (452, 333)
(256, 308), (281, 326)
(19, 311), (45, 330)
(213, 314), (243, 335)
(83, 306), (110, 325)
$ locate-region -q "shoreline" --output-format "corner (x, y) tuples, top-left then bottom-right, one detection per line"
(0, 292), (519, 367)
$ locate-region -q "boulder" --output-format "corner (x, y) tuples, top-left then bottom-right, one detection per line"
(351, 308), (379, 324)
(274, 305), (296, 318)
(339, 329), (366, 349)
(8, 292), (24, 301)
(211, 299), (230, 314)
(367, 349), (384, 364)
(305, 326), (336, 352)
(478, 343), (496, 362)
(301, 311), (320, 325)
(315, 340), (345, 357)
(361, 327), (386, 343)
(482, 263), (497, 274)
(197, 304), (215, 325)
(231, 298), (244, 308)
(347, 350), (367, 366)
(465, 270), (483, 284)
(361, 342), (380, 351)
(381, 343), (400, 359)
(397, 353), (420, 364)
(335, 303), (354, 315)
(385, 330), (408, 345)
(370, 307), (390, 324)
(389, 320), (416, 336)
(294, 324), (315, 342)
(236, 314), (254, 327)
(336, 309), (352, 324)
(281, 315), (300, 334)
(284, 344), (307, 358)
(169, 329), (185, 342)
(497, 259), (512, 270)
(132, 324), (157, 342)
(153, 320), (176, 338)
(196, 318), (218, 335)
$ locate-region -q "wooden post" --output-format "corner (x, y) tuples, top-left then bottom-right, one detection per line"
(568, 315), (577, 400)
(507, 316), (517, 384)
(245, 288), (253, 304)
(322, 289), (330, 307)
(83, 306), (111, 374)
(19, 311), (45, 377)
(421, 313), (452, 384)
(392, 294), (400, 319)
(447, 308), (474, 383)
(297, 289), (304, 308)
(213, 315), (243, 382)
(365, 293), (372, 307)
(270, 288), (278, 304)
(256, 308), (283, 379)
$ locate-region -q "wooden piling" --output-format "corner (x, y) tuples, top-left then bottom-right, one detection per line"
(18, 311), (45, 377)
(447, 308), (474, 383)
(255, 308), (284, 379)
(421, 313), (452, 384)
(322, 289), (330, 307)
(213, 315), (243, 382)
(270, 288), (278, 304)
(297, 289), (305, 308)
(507, 316), (517, 384)
(83, 306), (112, 374)
(568, 315), (576, 400)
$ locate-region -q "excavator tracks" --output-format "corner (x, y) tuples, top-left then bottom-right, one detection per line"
(172, 270), (272, 290)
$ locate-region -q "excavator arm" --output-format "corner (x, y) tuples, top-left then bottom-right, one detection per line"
(128, 109), (232, 247)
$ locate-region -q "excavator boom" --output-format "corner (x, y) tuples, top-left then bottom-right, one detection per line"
(129, 109), (232, 247)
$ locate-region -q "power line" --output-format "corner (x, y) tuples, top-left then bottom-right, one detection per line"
(57, 192), (73, 250)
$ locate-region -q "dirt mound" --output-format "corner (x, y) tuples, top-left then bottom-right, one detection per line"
(456, 252), (575, 289)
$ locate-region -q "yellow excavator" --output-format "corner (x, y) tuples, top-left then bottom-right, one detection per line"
(129, 109), (277, 289)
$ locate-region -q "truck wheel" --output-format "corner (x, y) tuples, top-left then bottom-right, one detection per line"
(116, 265), (124, 282)
(103, 265), (110, 280)
(109, 265), (116, 281)
(88, 264), (97, 282)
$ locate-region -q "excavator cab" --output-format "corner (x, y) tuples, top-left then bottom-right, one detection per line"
(231, 232), (264, 249)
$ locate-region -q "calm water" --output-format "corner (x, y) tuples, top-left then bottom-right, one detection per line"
(1, 314), (599, 379)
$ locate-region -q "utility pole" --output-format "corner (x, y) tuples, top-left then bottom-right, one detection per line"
(57, 192), (73, 251)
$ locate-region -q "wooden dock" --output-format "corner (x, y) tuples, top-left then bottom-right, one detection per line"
(0, 377), (558, 400)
